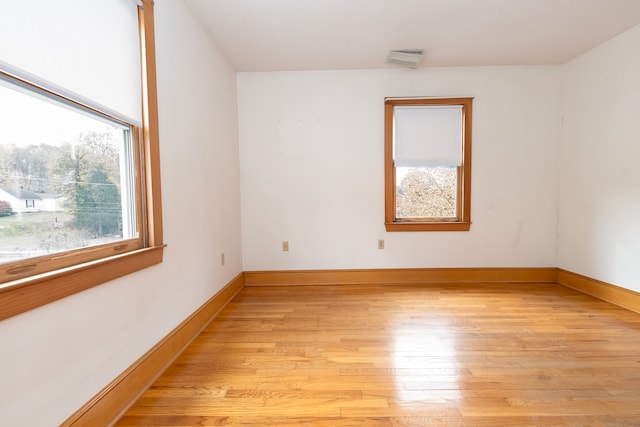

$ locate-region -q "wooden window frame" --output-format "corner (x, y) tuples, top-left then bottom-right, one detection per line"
(384, 97), (472, 232)
(0, 0), (164, 321)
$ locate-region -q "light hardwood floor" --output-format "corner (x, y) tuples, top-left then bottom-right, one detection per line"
(116, 283), (640, 426)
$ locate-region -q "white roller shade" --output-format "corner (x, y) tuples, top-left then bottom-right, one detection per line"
(394, 105), (462, 167)
(0, 0), (142, 125)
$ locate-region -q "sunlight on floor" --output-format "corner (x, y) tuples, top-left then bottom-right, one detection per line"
(392, 319), (462, 403)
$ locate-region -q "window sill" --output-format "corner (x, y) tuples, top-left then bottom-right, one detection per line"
(385, 221), (471, 232)
(0, 245), (165, 321)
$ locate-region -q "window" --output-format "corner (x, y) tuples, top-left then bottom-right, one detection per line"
(0, 0), (163, 321)
(384, 97), (472, 231)
(0, 73), (142, 262)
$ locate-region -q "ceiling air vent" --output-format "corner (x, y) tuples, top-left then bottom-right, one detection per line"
(386, 50), (424, 68)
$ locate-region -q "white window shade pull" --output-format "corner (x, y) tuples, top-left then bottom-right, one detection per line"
(394, 105), (462, 167)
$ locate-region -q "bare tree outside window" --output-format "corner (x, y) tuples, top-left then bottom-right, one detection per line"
(396, 166), (457, 218)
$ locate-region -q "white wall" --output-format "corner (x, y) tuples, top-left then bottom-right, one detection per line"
(558, 24), (640, 292)
(238, 67), (562, 271)
(0, 1), (242, 425)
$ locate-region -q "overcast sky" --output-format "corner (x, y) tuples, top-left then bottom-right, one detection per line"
(0, 82), (110, 148)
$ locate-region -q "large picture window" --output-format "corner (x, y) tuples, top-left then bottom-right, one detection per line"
(0, 0), (163, 320)
(385, 97), (472, 231)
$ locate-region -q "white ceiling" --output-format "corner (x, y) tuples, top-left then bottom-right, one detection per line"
(184, 0), (640, 72)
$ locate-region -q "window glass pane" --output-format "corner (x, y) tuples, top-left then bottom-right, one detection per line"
(396, 166), (457, 219)
(0, 78), (137, 265)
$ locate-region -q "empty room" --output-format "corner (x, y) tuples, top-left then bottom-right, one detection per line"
(1, 0), (640, 426)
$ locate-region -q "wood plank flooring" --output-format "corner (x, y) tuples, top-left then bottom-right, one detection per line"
(116, 283), (640, 426)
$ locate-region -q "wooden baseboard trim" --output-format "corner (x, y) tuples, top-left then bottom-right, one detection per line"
(557, 269), (640, 314)
(61, 272), (245, 427)
(244, 267), (557, 286)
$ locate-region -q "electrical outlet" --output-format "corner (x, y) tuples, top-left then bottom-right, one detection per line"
(221, 253), (225, 266)
(378, 239), (384, 250)
(282, 241), (289, 251)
